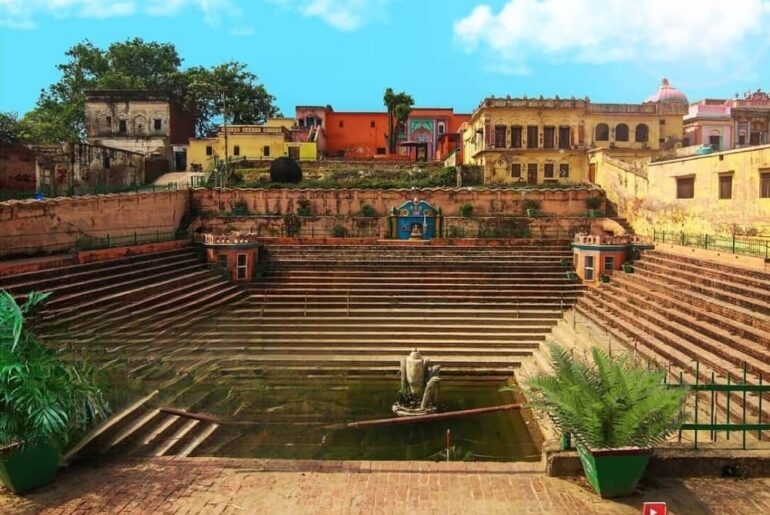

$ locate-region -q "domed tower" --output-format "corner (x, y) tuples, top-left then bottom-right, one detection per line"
(645, 78), (688, 105)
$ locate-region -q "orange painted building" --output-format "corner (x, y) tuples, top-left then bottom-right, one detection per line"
(294, 106), (469, 162)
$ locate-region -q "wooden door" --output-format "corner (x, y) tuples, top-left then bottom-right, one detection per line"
(589, 163), (596, 183)
(527, 163), (538, 185)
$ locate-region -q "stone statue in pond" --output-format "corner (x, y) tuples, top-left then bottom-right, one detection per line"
(393, 349), (441, 416)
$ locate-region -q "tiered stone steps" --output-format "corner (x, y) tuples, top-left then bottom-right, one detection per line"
(570, 249), (770, 433)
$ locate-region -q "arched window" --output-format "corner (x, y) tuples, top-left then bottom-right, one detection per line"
(615, 123), (629, 142)
(635, 123), (649, 142)
(595, 123), (609, 141)
(133, 115), (147, 135)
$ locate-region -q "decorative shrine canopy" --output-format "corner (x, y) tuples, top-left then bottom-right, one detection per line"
(395, 199), (438, 218)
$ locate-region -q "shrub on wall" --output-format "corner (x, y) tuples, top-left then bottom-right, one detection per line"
(359, 203), (376, 217)
(230, 200), (249, 216)
(283, 213), (301, 236)
(585, 197), (603, 210)
(270, 157), (303, 183)
(459, 203), (474, 218)
(332, 225), (348, 238)
(296, 199), (312, 217)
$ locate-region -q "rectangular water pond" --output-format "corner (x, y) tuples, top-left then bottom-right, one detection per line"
(169, 377), (541, 461)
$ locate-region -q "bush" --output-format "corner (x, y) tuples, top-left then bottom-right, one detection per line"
(523, 199), (541, 211)
(526, 343), (687, 449)
(332, 226), (348, 238)
(269, 157), (303, 183)
(359, 203), (376, 217)
(230, 200), (249, 216)
(0, 291), (109, 450)
(283, 213), (301, 236)
(585, 197), (603, 210)
(459, 203), (473, 218)
(296, 199), (312, 216)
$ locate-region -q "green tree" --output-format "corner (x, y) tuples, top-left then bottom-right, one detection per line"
(0, 112), (26, 143)
(20, 38), (279, 142)
(383, 88), (414, 154)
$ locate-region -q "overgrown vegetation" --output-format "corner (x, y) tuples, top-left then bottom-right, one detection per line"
(283, 213), (301, 237)
(526, 343), (687, 449)
(0, 291), (109, 450)
(523, 199), (541, 211)
(332, 226), (348, 238)
(296, 199), (312, 217)
(270, 157), (303, 184)
(359, 203), (376, 217)
(230, 200), (249, 216)
(585, 197), (603, 210)
(459, 203), (474, 218)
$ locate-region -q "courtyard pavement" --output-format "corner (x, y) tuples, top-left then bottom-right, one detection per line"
(2, 457), (770, 514)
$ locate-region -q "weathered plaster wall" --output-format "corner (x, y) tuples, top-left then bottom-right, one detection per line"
(0, 190), (189, 257)
(0, 143), (36, 191)
(191, 187), (603, 218)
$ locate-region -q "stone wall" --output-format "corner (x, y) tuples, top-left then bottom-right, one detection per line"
(191, 187), (603, 218)
(0, 143), (36, 191)
(0, 190), (189, 257)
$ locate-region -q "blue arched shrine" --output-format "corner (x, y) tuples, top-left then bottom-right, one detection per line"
(394, 200), (439, 240)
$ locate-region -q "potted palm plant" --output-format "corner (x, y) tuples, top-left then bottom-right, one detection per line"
(527, 343), (687, 498)
(0, 291), (109, 494)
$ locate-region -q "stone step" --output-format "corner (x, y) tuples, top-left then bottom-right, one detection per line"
(263, 270), (571, 278)
(231, 307), (563, 318)
(123, 345), (540, 357)
(634, 260), (770, 306)
(645, 250), (770, 282)
(590, 285), (770, 376)
(631, 265), (770, 317)
(641, 252), (770, 291)
(611, 275), (770, 349)
(208, 319), (556, 329)
(0, 246), (194, 291)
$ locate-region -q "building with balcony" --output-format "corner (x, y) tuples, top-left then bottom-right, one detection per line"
(462, 79), (687, 185)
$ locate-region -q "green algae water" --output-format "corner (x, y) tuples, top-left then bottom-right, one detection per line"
(165, 377), (540, 461)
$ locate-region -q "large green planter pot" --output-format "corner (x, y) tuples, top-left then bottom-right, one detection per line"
(576, 443), (651, 498)
(0, 441), (60, 494)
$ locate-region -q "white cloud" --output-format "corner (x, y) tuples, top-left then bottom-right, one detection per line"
(269, 0), (393, 31)
(0, 0), (252, 32)
(454, 0), (770, 75)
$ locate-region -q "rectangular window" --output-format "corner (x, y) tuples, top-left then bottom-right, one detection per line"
(118, 119), (127, 133)
(102, 156), (110, 169)
(718, 174), (733, 199)
(558, 126), (571, 149)
(205, 145), (213, 156)
(750, 132), (761, 146)
(676, 176), (695, 199)
(559, 163), (569, 178)
(526, 126), (538, 148)
(659, 119), (666, 125)
(494, 125), (507, 148)
(217, 254), (228, 270)
(154, 119), (162, 131)
(236, 253), (248, 280)
(709, 135), (721, 150)
(263, 145), (270, 157)
(603, 256), (615, 272)
(738, 134), (746, 146)
(233, 145), (240, 156)
(683, 137), (690, 147)
(761, 171), (770, 198)
(338, 120), (344, 128)
(370, 120), (376, 128)
(543, 126), (555, 149)
(376, 147), (386, 155)
(584, 255), (595, 281)
(511, 126), (522, 148)
(544, 163), (554, 178)
(511, 163), (522, 178)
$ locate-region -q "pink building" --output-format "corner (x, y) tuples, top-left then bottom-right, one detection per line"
(684, 89), (770, 150)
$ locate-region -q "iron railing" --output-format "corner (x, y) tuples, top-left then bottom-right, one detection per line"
(75, 229), (189, 251)
(653, 230), (770, 259)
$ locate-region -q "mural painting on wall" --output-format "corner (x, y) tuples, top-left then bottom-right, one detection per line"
(395, 199), (438, 240)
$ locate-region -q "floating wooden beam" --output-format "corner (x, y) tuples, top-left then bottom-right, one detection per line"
(322, 403), (523, 430)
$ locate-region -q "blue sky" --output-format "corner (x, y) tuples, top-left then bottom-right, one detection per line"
(2, 0), (770, 116)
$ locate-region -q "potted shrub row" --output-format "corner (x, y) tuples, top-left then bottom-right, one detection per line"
(526, 343), (687, 498)
(0, 291), (109, 494)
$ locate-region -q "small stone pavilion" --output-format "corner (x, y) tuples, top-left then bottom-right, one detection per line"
(194, 232), (262, 282)
(571, 233), (653, 282)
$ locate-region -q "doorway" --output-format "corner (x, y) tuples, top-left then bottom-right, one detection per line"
(527, 163), (538, 185)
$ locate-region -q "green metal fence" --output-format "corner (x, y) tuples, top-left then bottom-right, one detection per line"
(75, 229), (189, 251)
(653, 230), (770, 259)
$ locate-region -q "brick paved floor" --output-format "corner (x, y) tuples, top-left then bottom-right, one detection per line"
(2, 457), (770, 514)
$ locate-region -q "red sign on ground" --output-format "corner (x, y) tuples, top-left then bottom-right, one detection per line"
(642, 502), (667, 515)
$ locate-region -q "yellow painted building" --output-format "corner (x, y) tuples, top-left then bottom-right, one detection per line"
(594, 144), (770, 237)
(462, 79), (687, 185)
(188, 119), (316, 171)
